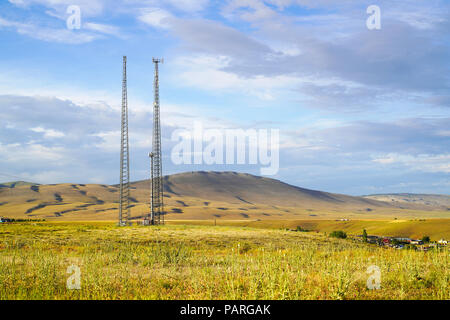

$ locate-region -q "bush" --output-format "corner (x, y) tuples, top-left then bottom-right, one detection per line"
(362, 229), (368, 242)
(296, 226), (309, 232)
(330, 230), (347, 239)
(422, 235), (430, 243)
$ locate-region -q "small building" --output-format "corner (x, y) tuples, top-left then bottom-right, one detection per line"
(392, 237), (412, 244)
(137, 218), (151, 226)
(366, 235), (380, 244)
(410, 239), (423, 245)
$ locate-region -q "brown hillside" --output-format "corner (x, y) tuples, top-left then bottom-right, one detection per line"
(0, 171), (448, 220)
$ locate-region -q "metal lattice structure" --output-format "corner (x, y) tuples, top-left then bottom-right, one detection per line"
(119, 56), (130, 226)
(148, 152), (154, 224)
(150, 58), (164, 225)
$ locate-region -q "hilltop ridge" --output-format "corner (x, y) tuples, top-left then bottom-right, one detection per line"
(0, 171), (448, 220)
(0, 181), (39, 188)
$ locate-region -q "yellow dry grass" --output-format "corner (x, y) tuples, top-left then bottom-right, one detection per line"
(168, 219), (450, 240)
(0, 222), (448, 300)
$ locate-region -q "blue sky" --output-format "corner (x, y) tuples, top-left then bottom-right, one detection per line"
(0, 0), (449, 195)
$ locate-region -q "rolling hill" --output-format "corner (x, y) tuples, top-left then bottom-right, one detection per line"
(0, 181), (39, 188)
(0, 171), (449, 221)
(364, 194), (450, 210)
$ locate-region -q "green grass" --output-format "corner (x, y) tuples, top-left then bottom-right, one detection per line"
(0, 222), (448, 300)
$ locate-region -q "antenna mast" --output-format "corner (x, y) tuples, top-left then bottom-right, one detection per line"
(150, 58), (164, 225)
(148, 152), (154, 224)
(119, 56), (130, 226)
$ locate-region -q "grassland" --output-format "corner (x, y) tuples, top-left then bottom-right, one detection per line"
(0, 222), (448, 300)
(169, 219), (450, 240)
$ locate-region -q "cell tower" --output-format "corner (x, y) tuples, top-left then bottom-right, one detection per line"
(119, 56), (130, 226)
(150, 58), (164, 225)
(148, 152), (154, 224)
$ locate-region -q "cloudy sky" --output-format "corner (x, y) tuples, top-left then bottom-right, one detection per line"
(0, 0), (449, 195)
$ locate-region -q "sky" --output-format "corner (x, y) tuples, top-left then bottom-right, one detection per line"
(0, 0), (449, 195)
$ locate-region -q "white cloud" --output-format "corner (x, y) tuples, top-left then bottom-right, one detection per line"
(222, 0), (277, 22)
(8, 0), (106, 17)
(92, 130), (120, 152)
(138, 8), (173, 29)
(30, 127), (65, 138)
(384, 1), (446, 30)
(171, 55), (301, 100)
(372, 153), (450, 173)
(0, 142), (67, 163)
(0, 17), (100, 44)
(0, 69), (122, 111)
(372, 156), (396, 165)
(84, 22), (122, 37)
(3, 0), (124, 43)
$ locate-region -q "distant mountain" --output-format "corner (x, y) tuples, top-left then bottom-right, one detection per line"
(0, 171), (448, 220)
(364, 194), (450, 211)
(133, 171), (400, 210)
(135, 171), (450, 210)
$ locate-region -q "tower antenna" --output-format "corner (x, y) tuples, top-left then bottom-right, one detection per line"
(119, 56), (130, 226)
(150, 57), (164, 225)
(148, 152), (154, 224)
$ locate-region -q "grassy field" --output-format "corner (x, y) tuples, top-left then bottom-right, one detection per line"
(0, 222), (448, 300)
(168, 219), (450, 240)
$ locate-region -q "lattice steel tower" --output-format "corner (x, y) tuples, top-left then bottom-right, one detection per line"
(119, 56), (130, 226)
(150, 58), (164, 225)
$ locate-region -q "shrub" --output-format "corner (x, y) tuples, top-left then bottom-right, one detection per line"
(296, 226), (309, 232)
(422, 235), (430, 243)
(362, 229), (368, 242)
(330, 230), (347, 239)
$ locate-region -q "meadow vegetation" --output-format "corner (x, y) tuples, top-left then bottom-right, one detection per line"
(170, 219), (450, 240)
(0, 222), (448, 300)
